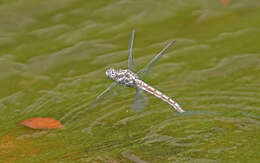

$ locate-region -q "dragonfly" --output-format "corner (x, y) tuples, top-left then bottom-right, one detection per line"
(92, 29), (184, 113)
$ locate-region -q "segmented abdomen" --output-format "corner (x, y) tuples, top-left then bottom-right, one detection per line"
(135, 79), (184, 113)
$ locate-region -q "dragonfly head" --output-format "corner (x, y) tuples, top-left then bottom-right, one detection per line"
(106, 68), (117, 80)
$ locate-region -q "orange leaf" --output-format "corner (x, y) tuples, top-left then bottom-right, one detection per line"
(18, 117), (63, 130)
(220, 0), (231, 6)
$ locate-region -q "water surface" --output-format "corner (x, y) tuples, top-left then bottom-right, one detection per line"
(0, 0), (260, 162)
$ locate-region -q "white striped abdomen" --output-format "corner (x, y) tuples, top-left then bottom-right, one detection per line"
(135, 79), (184, 113)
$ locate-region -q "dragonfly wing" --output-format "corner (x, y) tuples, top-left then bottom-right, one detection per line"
(89, 82), (119, 109)
(137, 40), (176, 79)
(128, 29), (136, 72)
(132, 86), (148, 111)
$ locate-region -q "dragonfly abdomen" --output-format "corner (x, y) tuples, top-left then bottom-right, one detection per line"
(135, 79), (184, 113)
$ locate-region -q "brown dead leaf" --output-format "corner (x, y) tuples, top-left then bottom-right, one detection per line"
(18, 117), (63, 130)
(220, 0), (231, 6)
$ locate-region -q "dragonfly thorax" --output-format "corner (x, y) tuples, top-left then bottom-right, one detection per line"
(106, 68), (138, 87)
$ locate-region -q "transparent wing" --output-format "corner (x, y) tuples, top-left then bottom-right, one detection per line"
(137, 40), (176, 79)
(132, 86), (148, 111)
(89, 82), (119, 109)
(128, 29), (135, 72)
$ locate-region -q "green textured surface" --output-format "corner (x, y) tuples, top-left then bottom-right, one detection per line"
(0, 0), (260, 162)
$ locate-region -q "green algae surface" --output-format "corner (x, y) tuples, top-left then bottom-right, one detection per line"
(0, 0), (260, 162)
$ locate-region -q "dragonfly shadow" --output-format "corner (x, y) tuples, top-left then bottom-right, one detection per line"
(173, 110), (220, 116)
(239, 111), (260, 120)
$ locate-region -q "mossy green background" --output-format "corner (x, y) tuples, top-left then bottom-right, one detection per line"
(0, 0), (259, 162)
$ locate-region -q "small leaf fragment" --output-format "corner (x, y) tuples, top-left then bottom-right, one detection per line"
(220, 0), (230, 6)
(18, 117), (63, 130)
